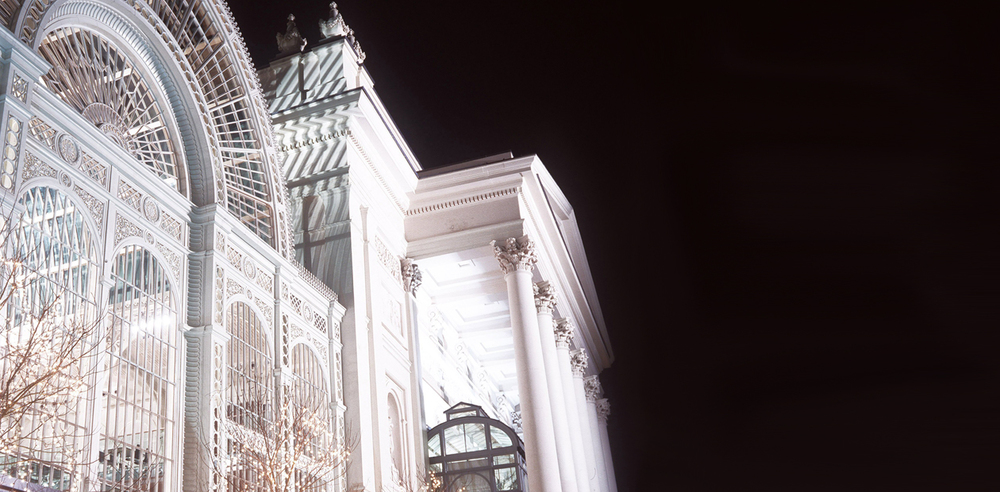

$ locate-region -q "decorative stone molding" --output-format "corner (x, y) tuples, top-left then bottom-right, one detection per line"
(58, 134), (79, 164)
(596, 398), (611, 422)
(491, 236), (537, 275)
(554, 318), (574, 347)
(373, 235), (402, 284)
(276, 14), (307, 55)
(401, 258), (422, 295)
(79, 152), (108, 188)
(159, 211), (183, 242)
(511, 411), (522, 433)
(570, 348), (588, 376)
(2, 117), (22, 191)
(214, 267), (225, 324)
(533, 281), (557, 314)
(584, 375), (602, 402)
(27, 117), (56, 151)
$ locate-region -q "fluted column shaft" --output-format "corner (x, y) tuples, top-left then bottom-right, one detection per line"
(534, 282), (578, 492)
(596, 399), (618, 492)
(556, 320), (594, 492)
(585, 376), (610, 492)
(492, 237), (561, 492)
(571, 349), (600, 492)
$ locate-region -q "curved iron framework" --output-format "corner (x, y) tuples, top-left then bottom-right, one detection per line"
(427, 403), (526, 492)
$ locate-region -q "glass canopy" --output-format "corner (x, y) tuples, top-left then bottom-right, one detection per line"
(426, 403), (526, 492)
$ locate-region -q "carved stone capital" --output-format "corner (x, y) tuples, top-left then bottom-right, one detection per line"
(533, 281), (557, 314)
(401, 258), (422, 295)
(584, 375), (602, 402)
(511, 411), (522, 432)
(596, 398), (611, 421)
(570, 348), (588, 376)
(554, 318), (574, 347)
(277, 14), (307, 54)
(491, 236), (537, 275)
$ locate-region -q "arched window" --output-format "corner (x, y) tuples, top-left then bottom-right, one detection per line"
(1, 186), (99, 491)
(225, 301), (272, 491)
(427, 403), (526, 492)
(100, 245), (178, 492)
(37, 27), (184, 195)
(289, 344), (333, 492)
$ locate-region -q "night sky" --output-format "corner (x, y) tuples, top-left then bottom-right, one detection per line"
(226, 2), (997, 490)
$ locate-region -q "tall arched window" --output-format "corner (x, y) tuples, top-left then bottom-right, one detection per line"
(427, 403), (526, 492)
(100, 245), (178, 492)
(226, 301), (272, 491)
(290, 344), (332, 492)
(1, 186), (99, 491)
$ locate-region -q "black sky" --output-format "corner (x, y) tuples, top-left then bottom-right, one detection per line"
(226, 2), (998, 490)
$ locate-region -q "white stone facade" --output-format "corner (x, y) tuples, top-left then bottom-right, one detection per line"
(0, 2), (615, 492)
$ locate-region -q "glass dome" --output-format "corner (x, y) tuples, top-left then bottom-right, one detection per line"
(426, 403), (527, 492)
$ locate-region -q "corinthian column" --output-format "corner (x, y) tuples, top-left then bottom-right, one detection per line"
(555, 319), (593, 492)
(585, 376), (610, 492)
(570, 349), (599, 492)
(491, 236), (562, 492)
(596, 399), (618, 492)
(534, 282), (578, 492)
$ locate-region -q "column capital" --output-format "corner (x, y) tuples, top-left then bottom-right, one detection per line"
(596, 398), (611, 422)
(584, 375), (602, 402)
(533, 281), (557, 314)
(554, 318), (574, 347)
(400, 258), (422, 295)
(570, 348), (588, 376)
(490, 235), (537, 275)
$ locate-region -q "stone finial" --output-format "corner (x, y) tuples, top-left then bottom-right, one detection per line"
(277, 14), (307, 54)
(570, 348), (588, 376)
(596, 398), (611, 422)
(554, 318), (574, 347)
(533, 281), (557, 313)
(318, 2), (366, 63)
(491, 236), (537, 275)
(584, 375), (602, 402)
(319, 2), (348, 38)
(401, 258), (422, 295)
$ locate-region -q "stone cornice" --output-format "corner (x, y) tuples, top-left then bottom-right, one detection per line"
(406, 187), (518, 217)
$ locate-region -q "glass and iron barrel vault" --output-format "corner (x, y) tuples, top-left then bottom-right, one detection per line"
(427, 404), (527, 492)
(0, 0), (344, 491)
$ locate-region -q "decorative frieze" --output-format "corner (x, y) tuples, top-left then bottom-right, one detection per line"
(406, 187), (518, 217)
(214, 267), (225, 324)
(226, 245), (243, 268)
(401, 258), (422, 295)
(21, 152), (57, 181)
(554, 318), (574, 347)
(372, 235), (402, 284)
(117, 179), (142, 211)
(491, 236), (537, 275)
(159, 211), (183, 242)
(57, 134), (79, 164)
(154, 241), (183, 281)
(78, 152), (108, 188)
(10, 73), (27, 103)
(533, 281), (557, 314)
(113, 213), (143, 246)
(584, 375), (602, 402)
(226, 278), (244, 299)
(313, 312), (327, 334)
(27, 117), (56, 151)
(253, 296), (273, 327)
(73, 185), (105, 231)
(570, 348), (588, 377)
